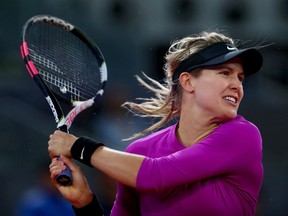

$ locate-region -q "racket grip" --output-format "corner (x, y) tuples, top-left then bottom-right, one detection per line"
(56, 156), (72, 186)
(55, 125), (72, 186)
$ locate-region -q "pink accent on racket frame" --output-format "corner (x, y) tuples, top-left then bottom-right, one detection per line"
(21, 42), (39, 78)
(27, 61), (39, 77)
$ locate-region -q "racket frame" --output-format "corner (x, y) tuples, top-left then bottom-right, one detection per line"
(20, 15), (107, 186)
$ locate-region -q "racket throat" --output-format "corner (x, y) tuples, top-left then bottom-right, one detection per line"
(57, 98), (95, 130)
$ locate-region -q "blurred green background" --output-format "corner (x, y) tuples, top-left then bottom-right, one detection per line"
(1, 0), (288, 215)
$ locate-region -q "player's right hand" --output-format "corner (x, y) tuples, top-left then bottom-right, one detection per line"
(49, 155), (94, 208)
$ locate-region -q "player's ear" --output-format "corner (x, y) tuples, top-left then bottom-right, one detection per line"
(178, 72), (195, 93)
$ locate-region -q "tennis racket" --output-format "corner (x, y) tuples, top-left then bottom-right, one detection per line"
(20, 15), (107, 186)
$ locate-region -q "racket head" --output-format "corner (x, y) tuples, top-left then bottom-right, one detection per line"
(21, 15), (107, 105)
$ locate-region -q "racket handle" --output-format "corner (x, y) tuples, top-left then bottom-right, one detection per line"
(58, 125), (68, 132)
(56, 156), (72, 186)
(55, 124), (72, 186)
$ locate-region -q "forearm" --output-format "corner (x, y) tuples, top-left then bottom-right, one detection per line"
(72, 192), (94, 208)
(72, 194), (103, 216)
(90, 146), (145, 188)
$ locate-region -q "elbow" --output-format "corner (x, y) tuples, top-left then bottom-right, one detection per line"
(136, 159), (164, 193)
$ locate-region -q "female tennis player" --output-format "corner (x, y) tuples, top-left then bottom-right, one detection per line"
(48, 31), (264, 216)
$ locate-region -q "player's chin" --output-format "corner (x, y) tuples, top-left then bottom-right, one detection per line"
(219, 110), (238, 122)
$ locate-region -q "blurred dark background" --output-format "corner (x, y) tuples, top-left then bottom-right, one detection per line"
(0, 0), (288, 215)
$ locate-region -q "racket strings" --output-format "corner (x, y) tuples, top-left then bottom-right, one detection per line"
(26, 23), (104, 101)
(29, 48), (97, 100)
(42, 69), (82, 100)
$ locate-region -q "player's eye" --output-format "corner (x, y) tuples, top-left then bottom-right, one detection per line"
(220, 71), (230, 76)
(238, 75), (245, 82)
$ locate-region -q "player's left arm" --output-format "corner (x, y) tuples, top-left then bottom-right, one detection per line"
(48, 121), (262, 191)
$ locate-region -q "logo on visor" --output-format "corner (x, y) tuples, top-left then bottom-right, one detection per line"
(227, 45), (237, 51)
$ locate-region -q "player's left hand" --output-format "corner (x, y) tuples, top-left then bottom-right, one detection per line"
(48, 130), (77, 158)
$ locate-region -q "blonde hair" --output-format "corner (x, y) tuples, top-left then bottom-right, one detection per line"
(122, 31), (234, 140)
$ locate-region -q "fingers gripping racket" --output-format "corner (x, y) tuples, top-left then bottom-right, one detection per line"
(20, 15), (107, 186)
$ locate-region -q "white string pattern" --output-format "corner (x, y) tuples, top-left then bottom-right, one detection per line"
(26, 22), (105, 102)
(29, 49), (82, 100)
